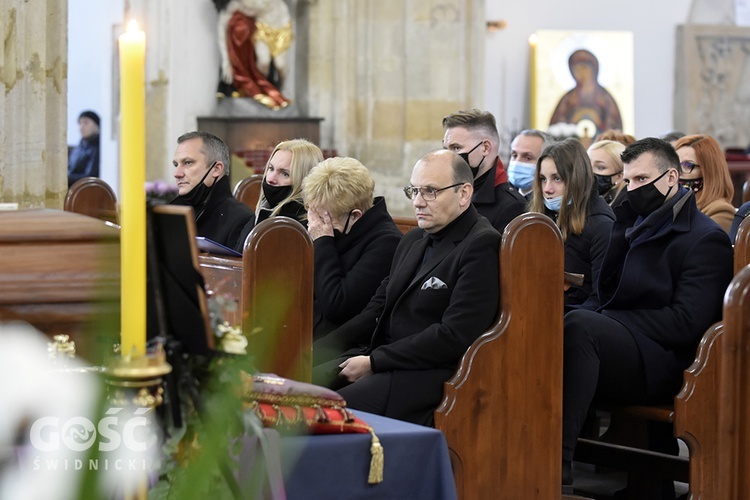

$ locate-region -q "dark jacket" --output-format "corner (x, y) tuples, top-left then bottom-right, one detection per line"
(583, 188), (733, 399)
(313, 197), (402, 340)
(472, 158), (527, 232)
(234, 198), (306, 252)
(67, 135), (100, 187)
(174, 175), (255, 251)
(549, 194), (615, 306)
(318, 206), (500, 424)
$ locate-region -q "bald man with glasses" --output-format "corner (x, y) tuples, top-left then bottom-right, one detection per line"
(312, 149), (500, 426)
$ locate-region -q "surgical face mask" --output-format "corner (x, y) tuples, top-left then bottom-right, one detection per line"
(628, 169), (672, 217)
(458, 142), (485, 178)
(507, 161), (536, 190)
(595, 173), (615, 195)
(680, 177), (703, 193)
(544, 195), (563, 212)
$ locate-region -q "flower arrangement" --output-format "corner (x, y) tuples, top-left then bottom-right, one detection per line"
(145, 179), (179, 204)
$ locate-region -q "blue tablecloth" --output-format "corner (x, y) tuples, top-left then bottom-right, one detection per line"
(280, 410), (457, 500)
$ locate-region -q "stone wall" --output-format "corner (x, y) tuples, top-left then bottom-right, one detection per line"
(0, 0), (68, 208)
(674, 24), (750, 149)
(307, 0), (484, 216)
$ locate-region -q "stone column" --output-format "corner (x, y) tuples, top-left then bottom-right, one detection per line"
(0, 0), (68, 208)
(307, 0), (484, 216)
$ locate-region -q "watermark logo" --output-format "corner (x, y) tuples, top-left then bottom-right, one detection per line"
(30, 407), (152, 453)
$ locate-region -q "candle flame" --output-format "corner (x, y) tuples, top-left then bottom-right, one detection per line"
(528, 34), (539, 46)
(127, 19), (140, 33)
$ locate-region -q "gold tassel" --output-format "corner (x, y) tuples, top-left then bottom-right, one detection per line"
(367, 430), (384, 484)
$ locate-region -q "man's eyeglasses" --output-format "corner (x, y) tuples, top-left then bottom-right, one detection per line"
(680, 161), (699, 174)
(403, 183), (464, 201)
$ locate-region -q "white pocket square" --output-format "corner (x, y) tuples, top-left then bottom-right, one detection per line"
(421, 276), (448, 290)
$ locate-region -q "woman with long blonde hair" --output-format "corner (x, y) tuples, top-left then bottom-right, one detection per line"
(587, 140), (627, 207)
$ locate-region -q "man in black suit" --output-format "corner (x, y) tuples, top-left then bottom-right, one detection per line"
(171, 131), (255, 250)
(442, 109), (527, 232)
(313, 150), (501, 426)
(561, 138), (734, 492)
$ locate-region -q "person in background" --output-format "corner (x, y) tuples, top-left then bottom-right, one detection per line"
(587, 140), (627, 207)
(303, 157), (402, 346)
(442, 109), (527, 232)
(507, 129), (556, 200)
(674, 134), (735, 233)
(67, 110), (101, 188)
(660, 130), (685, 147)
(234, 139), (323, 252)
(593, 129), (636, 146)
(529, 138), (614, 306)
(171, 131), (255, 250)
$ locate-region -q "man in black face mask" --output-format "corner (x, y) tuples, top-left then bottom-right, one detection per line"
(442, 109), (526, 232)
(560, 137), (733, 494)
(171, 131), (255, 250)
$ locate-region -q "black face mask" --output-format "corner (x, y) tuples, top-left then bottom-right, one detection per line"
(332, 210), (355, 242)
(458, 142), (485, 178)
(171, 162), (216, 208)
(628, 169), (673, 217)
(262, 179), (293, 208)
(680, 177), (703, 193)
(595, 173), (615, 195)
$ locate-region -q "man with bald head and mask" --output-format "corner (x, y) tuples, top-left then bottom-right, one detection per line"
(171, 131), (255, 250)
(442, 109), (526, 232)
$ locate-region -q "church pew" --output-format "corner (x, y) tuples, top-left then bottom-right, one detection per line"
(392, 216), (418, 235)
(574, 215), (750, 495)
(673, 235), (750, 498)
(434, 212), (565, 500)
(199, 216), (314, 382)
(65, 177), (119, 224)
(233, 174), (263, 210)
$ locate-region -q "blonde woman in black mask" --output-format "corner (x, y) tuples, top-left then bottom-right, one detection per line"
(171, 131), (254, 250)
(233, 139), (323, 252)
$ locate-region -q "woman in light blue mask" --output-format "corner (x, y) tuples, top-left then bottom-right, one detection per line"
(529, 138), (615, 306)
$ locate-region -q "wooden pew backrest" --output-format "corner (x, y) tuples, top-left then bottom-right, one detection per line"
(392, 216), (418, 235)
(234, 174), (263, 211)
(241, 216), (314, 382)
(434, 213), (564, 500)
(65, 177), (118, 224)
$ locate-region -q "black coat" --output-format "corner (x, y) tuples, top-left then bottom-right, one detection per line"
(67, 135), (100, 187)
(319, 206), (500, 424)
(551, 195), (615, 306)
(583, 188), (733, 399)
(174, 175), (255, 251)
(313, 197), (402, 340)
(234, 198), (306, 252)
(472, 159), (527, 232)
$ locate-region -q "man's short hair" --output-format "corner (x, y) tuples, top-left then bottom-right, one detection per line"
(442, 108), (500, 145)
(177, 131), (231, 176)
(418, 150), (474, 187)
(621, 137), (680, 174)
(302, 157), (375, 217)
(514, 129), (556, 152)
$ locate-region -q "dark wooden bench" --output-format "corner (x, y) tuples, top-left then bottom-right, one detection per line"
(574, 215), (750, 496)
(199, 216), (314, 382)
(435, 212), (566, 499)
(392, 216), (418, 235)
(65, 177), (119, 224)
(233, 174), (262, 210)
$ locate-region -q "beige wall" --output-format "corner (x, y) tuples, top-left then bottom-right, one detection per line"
(307, 0), (484, 215)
